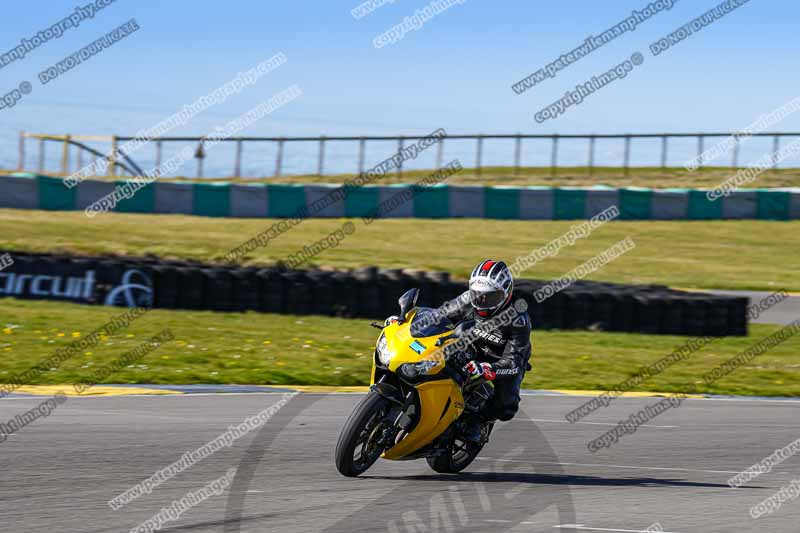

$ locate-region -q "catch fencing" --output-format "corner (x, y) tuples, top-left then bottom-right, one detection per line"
(16, 130), (800, 179)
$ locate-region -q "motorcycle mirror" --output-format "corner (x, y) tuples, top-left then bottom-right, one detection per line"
(397, 288), (419, 324)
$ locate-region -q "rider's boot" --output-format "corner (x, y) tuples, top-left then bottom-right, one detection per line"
(460, 412), (484, 443)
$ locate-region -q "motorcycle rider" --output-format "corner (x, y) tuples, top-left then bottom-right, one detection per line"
(386, 259), (532, 442)
(446, 259), (531, 441)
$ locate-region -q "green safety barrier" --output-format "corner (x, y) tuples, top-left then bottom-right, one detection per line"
(267, 184), (306, 217)
(116, 180), (156, 213)
(193, 182), (230, 217)
(619, 188), (652, 220)
(485, 186), (520, 219)
(553, 188), (586, 220)
(756, 190), (791, 220)
(1, 173), (798, 221)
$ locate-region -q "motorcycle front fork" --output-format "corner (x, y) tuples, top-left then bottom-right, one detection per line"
(378, 390), (415, 448)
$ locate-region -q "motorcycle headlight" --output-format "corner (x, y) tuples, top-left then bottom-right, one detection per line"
(399, 360), (440, 380)
(376, 333), (393, 366)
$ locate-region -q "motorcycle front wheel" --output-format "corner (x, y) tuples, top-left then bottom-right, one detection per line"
(335, 390), (390, 477)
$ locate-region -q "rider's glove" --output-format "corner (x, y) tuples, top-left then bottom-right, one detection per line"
(384, 315), (400, 326)
(464, 361), (496, 381)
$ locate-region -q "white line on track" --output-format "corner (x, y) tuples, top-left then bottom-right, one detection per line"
(520, 391), (800, 404)
(530, 418), (678, 428)
(553, 525), (685, 533)
(477, 457), (742, 475)
(680, 396), (800, 404)
(57, 408), (198, 421)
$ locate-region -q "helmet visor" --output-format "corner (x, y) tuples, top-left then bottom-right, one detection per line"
(469, 287), (506, 310)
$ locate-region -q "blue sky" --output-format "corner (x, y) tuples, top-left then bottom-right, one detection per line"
(1, 0), (798, 173)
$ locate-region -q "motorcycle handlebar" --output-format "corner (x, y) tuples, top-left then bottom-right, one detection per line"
(442, 347), (471, 372)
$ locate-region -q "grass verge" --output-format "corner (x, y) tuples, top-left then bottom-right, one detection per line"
(1, 299), (798, 397)
(1, 209), (798, 291)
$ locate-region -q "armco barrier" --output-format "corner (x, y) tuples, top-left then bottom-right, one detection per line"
(0, 252), (748, 336)
(2, 173), (800, 220)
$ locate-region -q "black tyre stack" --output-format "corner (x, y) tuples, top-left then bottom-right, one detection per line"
(0, 252), (750, 336)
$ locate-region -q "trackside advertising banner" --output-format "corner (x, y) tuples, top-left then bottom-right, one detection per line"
(0, 253), (152, 307)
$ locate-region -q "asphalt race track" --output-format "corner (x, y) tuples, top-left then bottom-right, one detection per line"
(709, 290), (800, 326)
(1, 392), (798, 532)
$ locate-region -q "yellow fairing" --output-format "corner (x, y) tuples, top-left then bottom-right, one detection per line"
(382, 380), (464, 459)
(371, 309), (466, 460)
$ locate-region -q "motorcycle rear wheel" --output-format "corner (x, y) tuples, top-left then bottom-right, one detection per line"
(335, 390), (390, 477)
(426, 435), (483, 474)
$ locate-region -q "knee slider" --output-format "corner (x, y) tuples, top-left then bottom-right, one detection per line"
(496, 405), (518, 421)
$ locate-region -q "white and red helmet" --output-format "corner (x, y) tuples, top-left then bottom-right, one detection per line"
(469, 259), (514, 317)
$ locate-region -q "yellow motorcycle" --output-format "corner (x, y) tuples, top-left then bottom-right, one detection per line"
(335, 288), (495, 477)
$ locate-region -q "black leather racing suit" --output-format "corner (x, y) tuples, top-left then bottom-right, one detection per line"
(442, 291), (532, 421)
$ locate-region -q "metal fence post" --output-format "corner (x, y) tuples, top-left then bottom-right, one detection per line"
(732, 135), (740, 168)
(513, 134), (521, 175)
(61, 135), (71, 175)
(476, 135), (483, 176)
(397, 136), (404, 179)
(660, 135), (668, 171)
(156, 140), (163, 172)
(772, 135), (780, 168)
(696, 135), (704, 169)
(195, 140), (205, 178)
(435, 136), (444, 170)
(357, 137), (365, 175)
(317, 136), (326, 176)
(234, 139), (242, 177)
(18, 130), (25, 170)
(38, 138), (45, 172)
(275, 138), (284, 177)
(623, 135), (631, 178)
(550, 135), (559, 177)
(588, 135), (595, 176)
(110, 135), (118, 176)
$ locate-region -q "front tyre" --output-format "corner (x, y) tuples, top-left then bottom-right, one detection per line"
(335, 390), (391, 477)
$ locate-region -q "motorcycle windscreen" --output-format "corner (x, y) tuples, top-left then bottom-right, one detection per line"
(409, 308), (453, 338)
